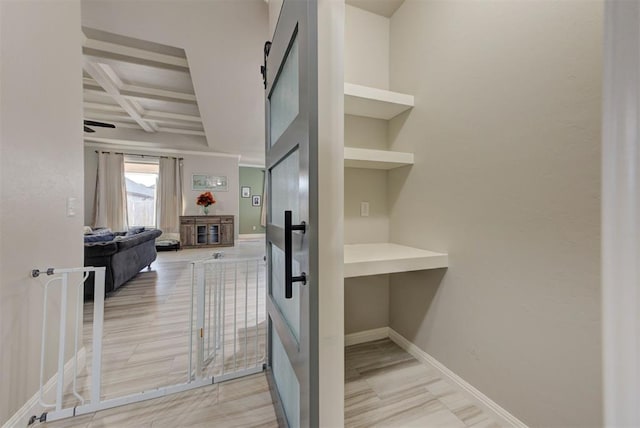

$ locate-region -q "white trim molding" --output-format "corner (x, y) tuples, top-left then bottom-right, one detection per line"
(387, 329), (528, 428)
(344, 327), (389, 346)
(2, 348), (86, 428)
(602, 1), (640, 426)
(84, 142), (241, 160)
(238, 233), (266, 240)
(344, 328), (527, 428)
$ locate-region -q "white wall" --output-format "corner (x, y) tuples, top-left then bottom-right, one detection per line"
(0, 1), (84, 424)
(84, 147), (98, 223)
(268, 0), (283, 39)
(388, 1), (602, 426)
(344, 165), (390, 333)
(81, 0), (269, 165)
(317, 0), (345, 425)
(343, 9), (392, 335)
(344, 5), (389, 89)
(84, 147), (240, 234)
(181, 154), (239, 219)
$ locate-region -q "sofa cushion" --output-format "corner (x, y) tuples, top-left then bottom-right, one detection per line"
(116, 229), (162, 251)
(84, 233), (115, 243)
(84, 240), (118, 257)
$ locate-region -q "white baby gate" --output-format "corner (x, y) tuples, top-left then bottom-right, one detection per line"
(31, 256), (266, 423)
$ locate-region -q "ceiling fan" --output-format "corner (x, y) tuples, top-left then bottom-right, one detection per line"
(84, 120), (115, 133)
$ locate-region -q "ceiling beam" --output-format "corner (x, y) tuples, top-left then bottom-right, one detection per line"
(144, 110), (202, 123)
(83, 88), (111, 98)
(84, 112), (138, 124)
(83, 119), (141, 130)
(120, 84), (197, 105)
(82, 62), (196, 106)
(84, 102), (125, 113)
(83, 77), (101, 89)
(156, 127), (206, 137)
(129, 99), (159, 132)
(83, 60), (156, 133)
(83, 35), (189, 72)
(145, 118), (204, 130)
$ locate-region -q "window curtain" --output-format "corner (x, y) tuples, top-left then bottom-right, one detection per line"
(93, 152), (128, 231)
(156, 157), (183, 240)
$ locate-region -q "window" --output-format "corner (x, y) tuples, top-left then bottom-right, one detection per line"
(124, 159), (159, 227)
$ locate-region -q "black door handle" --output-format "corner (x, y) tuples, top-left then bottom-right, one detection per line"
(284, 210), (306, 299)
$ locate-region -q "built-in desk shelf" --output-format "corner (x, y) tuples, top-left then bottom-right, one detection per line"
(344, 243), (448, 278)
(344, 83), (414, 120)
(344, 147), (414, 170)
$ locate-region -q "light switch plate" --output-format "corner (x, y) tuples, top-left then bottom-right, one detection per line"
(360, 201), (369, 217)
(67, 197), (76, 217)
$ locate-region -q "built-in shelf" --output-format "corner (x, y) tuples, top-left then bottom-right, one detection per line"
(344, 147), (414, 170)
(344, 83), (414, 120)
(344, 243), (448, 278)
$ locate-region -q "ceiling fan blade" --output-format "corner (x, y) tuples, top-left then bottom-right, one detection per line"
(84, 126), (95, 133)
(84, 120), (115, 128)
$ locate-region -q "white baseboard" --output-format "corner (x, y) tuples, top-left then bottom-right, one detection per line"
(2, 347), (86, 428)
(238, 233), (265, 240)
(387, 329), (528, 428)
(345, 327), (389, 346)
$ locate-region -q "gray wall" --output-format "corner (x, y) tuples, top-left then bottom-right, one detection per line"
(0, 2), (84, 423)
(387, 1), (602, 426)
(345, 276), (389, 334)
(238, 167), (266, 235)
(342, 7), (394, 333)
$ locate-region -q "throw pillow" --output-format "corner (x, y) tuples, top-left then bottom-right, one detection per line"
(126, 226), (146, 236)
(83, 226), (93, 234)
(84, 233), (115, 243)
(93, 228), (113, 236)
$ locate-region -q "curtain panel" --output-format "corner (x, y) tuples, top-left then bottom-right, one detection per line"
(93, 152), (128, 231)
(156, 157), (183, 240)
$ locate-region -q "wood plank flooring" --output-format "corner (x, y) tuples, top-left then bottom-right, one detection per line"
(345, 339), (503, 428)
(43, 239), (505, 427)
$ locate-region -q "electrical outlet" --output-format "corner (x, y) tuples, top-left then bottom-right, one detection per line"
(252, 226), (257, 231)
(360, 201), (369, 217)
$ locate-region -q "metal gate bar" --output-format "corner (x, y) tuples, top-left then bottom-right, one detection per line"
(192, 256), (266, 380)
(31, 266), (105, 421)
(34, 255), (266, 423)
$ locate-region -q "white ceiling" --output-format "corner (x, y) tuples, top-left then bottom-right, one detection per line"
(81, 0), (399, 164)
(83, 27), (207, 140)
(345, 0), (405, 17)
(81, 0), (269, 165)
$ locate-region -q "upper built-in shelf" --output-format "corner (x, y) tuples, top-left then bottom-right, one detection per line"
(344, 243), (448, 278)
(344, 147), (414, 170)
(344, 83), (414, 120)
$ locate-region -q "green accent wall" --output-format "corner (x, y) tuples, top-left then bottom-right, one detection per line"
(239, 167), (266, 234)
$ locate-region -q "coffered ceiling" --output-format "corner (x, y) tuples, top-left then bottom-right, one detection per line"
(82, 27), (208, 146)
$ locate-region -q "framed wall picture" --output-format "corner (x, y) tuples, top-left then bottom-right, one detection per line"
(252, 195), (261, 207)
(192, 174), (228, 191)
(241, 186), (251, 198)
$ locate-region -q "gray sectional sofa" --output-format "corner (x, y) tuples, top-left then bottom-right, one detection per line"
(84, 228), (163, 299)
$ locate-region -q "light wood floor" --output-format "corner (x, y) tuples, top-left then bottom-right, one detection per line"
(345, 340), (503, 428)
(44, 239), (504, 427)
